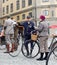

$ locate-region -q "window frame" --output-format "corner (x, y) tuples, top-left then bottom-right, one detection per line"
(3, 0), (5, 3)
(3, 7), (5, 15)
(6, 5), (9, 14)
(29, 12), (32, 17)
(17, 16), (20, 20)
(22, 14), (25, 19)
(51, 10), (54, 17)
(10, 3), (13, 12)
(28, 0), (32, 6)
(22, 0), (25, 8)
(16, 0), (20, 10)
(43, 10), (49, 16)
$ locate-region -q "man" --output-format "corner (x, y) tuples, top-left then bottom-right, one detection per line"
(19, 16), (35, 56)
(4, 16), (16, 53)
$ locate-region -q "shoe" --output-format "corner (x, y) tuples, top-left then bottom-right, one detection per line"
(36, 53), (44, 61)
(27, 52), (29, 56)
(36, 58), (44, 60)
(43, 52), (49, 60)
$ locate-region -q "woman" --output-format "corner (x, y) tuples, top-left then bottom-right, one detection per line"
(36, 15), (49, 60)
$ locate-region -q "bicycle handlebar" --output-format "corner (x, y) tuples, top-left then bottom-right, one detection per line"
(31, 30), (37, 34)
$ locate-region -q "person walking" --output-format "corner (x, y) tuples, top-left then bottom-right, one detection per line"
(4, 16), (17, 53)
(36, 15), (49, 60)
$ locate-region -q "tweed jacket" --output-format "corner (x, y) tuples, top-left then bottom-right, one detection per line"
(4, 18), (16, 34)
(38, 21), (49, 36)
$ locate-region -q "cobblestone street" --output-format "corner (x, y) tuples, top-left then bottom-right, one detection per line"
(0, 38), (57, 65)
(0, 49), (46, 65)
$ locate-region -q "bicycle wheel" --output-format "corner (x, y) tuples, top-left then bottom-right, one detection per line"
(46, 46), (57, 65)
(51, 41), (57, 57)
(21, 39), (40, 58)
(9, 35), (22, 57)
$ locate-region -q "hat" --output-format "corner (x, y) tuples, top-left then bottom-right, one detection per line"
(27, 16), (31, 19)
(40, 15), (45, 21)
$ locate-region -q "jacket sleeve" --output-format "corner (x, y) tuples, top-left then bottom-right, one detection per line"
(32, 22), (35, 30)
(37, 23), (44, 32)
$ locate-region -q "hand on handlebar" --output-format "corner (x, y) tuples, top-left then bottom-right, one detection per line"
(31, 30), (37, 35)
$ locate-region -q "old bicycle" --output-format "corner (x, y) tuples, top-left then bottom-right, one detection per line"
(21, 30), (40, 58)
(46, 46), (57, 65)
(9, 30), (40, 58)
(48, 35), (57, 57)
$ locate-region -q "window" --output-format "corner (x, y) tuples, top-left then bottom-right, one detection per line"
(16, 0), (20, 10)
(29, 12), (32, 17)
(28, 0), (32, 6)
(51, 10), (54, 17)
(42, 0), (49, 2)
(22, 14), (25, 19)
(6, 5), (9, 14)
(10, 3), (13, 12)
(3, 7), (5, 15)
(43, 10), (49, 16)
(3, 0), (5, 3)
(22, 0), (25, 8)
(17, 16), (20, 20)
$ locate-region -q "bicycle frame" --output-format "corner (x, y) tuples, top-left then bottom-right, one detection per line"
(49, 36), (57, 49)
